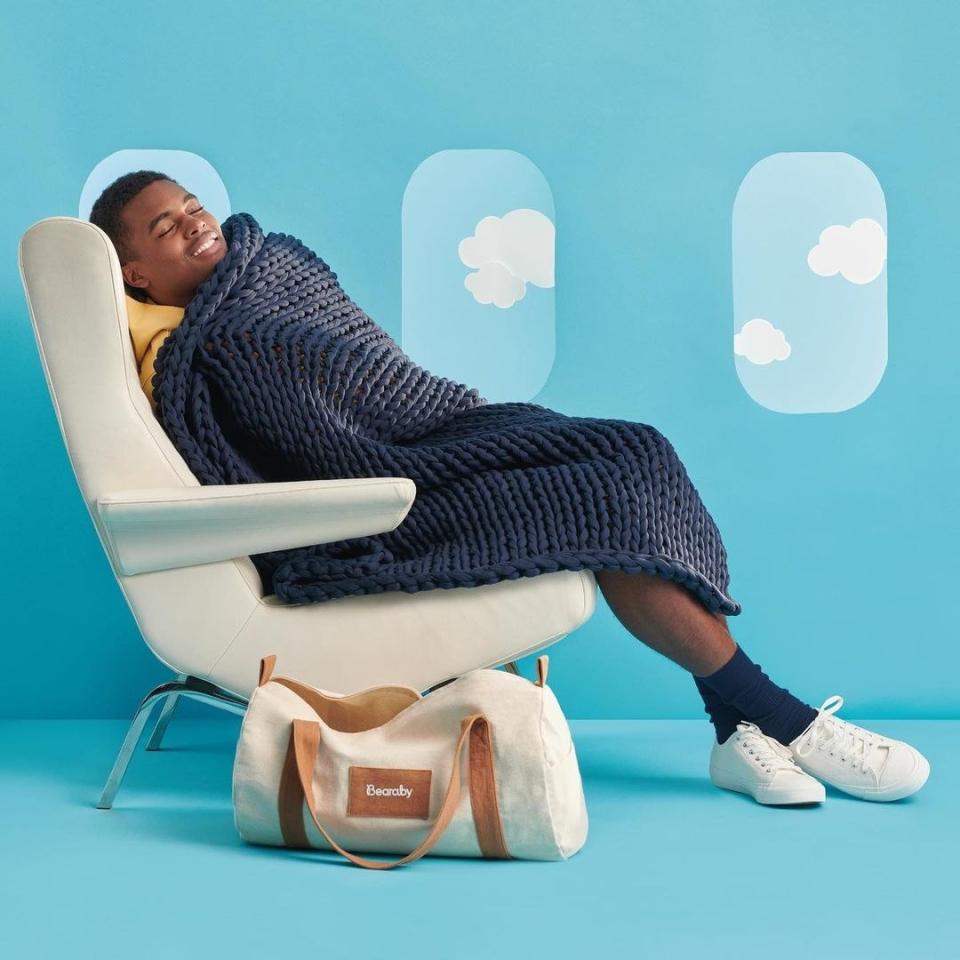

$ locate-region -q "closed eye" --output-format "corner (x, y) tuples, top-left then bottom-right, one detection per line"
(160, 207), (204, 237)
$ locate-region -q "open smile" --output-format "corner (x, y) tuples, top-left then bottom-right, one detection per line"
(189, 233), (221, 258)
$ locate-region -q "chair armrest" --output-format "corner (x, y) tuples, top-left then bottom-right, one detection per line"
(96, 477), (416, 575)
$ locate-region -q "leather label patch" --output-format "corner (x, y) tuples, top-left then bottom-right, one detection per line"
(347, 765), (432, 819)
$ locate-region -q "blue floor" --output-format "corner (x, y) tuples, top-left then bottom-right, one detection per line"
(1, 716), (953, 959)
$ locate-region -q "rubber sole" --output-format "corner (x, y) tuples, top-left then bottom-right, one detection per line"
(709, 767), (826, 805)
(802, 746), (931, 802)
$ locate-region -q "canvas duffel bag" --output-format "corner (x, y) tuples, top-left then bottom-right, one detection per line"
(232, 652), (589, 869)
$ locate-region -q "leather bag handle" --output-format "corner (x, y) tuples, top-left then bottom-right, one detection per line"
(291, 713), (509, 869)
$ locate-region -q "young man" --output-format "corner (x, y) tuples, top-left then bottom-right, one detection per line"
(90, 173), (227, 410)
(90, 170), (931, 807)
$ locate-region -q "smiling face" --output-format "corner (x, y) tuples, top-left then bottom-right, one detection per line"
(120, 179), (227, 307)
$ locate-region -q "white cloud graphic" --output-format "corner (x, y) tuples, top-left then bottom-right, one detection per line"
(459, 208), (555, 308)
(807, 217), (886, 284)
(734, 318), (792, 365)
(464, 260), (527, 308)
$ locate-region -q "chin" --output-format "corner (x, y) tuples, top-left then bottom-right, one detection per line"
(197, 248), (226, 275)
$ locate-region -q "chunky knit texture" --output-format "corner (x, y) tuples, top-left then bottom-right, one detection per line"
(151, 212), (742, 613)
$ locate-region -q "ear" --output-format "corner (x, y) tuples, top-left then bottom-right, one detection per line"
(121, 261), (148, 290)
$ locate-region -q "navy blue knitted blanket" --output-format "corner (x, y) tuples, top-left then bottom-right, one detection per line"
(151, 212), (741, 615)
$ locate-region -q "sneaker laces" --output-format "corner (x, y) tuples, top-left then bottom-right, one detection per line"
(793, 695), (881, 775)
(734, 721), (805, 774)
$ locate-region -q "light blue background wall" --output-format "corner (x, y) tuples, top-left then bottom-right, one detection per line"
(2, 1), (956, 719)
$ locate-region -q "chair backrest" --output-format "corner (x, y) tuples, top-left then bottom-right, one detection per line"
(18, 217), (264, 676)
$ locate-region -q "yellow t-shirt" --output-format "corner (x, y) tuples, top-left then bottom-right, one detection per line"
(125, 295), (186, 411)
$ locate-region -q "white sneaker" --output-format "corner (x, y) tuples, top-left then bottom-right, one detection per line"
(789, 695), (931, 802)
(709, 720), (826, 805)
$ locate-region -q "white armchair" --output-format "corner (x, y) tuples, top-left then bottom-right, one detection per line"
(18, 217), (597, 809)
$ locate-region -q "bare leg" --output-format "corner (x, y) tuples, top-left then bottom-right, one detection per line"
(593, 569), (735, 676)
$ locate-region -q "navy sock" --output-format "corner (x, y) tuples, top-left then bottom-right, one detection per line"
(694, 643), (818, 747)
(693, 675), (748, 744)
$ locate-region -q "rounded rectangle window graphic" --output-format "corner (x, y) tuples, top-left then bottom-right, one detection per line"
(402, 149), (556, 403)
(733, 152), (887, 413)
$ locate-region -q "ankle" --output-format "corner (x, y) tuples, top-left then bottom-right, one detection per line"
(696, 644), (818, 748)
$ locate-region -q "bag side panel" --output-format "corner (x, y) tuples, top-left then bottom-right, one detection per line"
(233, 683), (326, 847)
(540, 685), (589, 859)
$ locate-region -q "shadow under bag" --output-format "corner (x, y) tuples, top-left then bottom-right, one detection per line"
(232, 654), (589, 868)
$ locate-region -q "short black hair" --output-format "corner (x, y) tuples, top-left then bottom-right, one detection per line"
(89, 170), (179, 302)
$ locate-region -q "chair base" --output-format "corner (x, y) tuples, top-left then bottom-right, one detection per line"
(96, 674), (248, 810)
(96, 660), (523, 810)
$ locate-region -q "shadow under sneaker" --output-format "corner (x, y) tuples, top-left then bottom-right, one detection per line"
(789, 695), (931, 802)
(709, 720), (826, 805)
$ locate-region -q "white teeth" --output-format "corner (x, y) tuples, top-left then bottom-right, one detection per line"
(192, 235), (217, 256)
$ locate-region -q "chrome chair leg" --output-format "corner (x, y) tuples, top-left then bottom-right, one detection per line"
(97, 675), (248, 810)
(145, 673), (186, 751)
